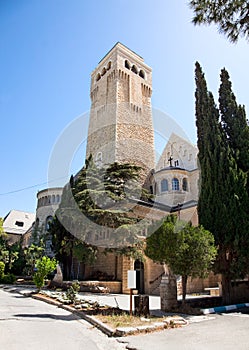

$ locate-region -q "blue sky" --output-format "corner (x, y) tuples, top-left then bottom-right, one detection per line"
(1, 0), (249, 218)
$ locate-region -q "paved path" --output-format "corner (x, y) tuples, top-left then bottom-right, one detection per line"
(0, 289), (126, 350)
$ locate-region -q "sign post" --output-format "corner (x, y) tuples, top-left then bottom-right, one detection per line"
(127, 270), (136, 316)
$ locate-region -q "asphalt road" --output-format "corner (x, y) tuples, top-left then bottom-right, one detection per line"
(2, 287), (249, 350)
(0, 289), (126, 350)
(125, 310), (249, 350)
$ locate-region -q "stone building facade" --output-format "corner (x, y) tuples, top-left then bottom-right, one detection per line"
(86, 42), (155, 187)
(38, 43), (219, 295)
(35, 187), (63, 256)
(80, 43), (221, 295)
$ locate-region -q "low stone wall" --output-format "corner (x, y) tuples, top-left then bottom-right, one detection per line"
(62, 281), (122, 294)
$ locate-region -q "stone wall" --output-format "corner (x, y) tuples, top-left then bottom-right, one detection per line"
(86, 43), (155, 185)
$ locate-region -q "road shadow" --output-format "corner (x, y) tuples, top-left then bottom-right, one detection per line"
(13, 313), (79, 321)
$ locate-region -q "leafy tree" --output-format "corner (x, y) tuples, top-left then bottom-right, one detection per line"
(145, 216), (217, 302)
(33, 256), (57, 291)
(49, 216), (75, 280)
(189, 0), (249, 42)
(71, 156), (149, 232)
(0, 219), (19, 272)
(49, 215), (98, 280)
(23, 243), (44, 276)
(195, 62), (249, 304)
(50, 156), (151, 279)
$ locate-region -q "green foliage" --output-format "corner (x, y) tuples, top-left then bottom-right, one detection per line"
(72, 241), (97, 265)
(105, 241), (145, 262)
(33, 256), (57, 291)
(66, 281), (80, 304)
(0, 220), (19, 272)
(0, 261), (5, 280)
(189, 0), (249, 42)
(49, 156), (151, 278)
(23, 243), (45, 276)
(194, 62), (249, 304)
(145, 216), (217, 300)
(71, 156), (149, 231)
(1, 273), (16, 284)
(0, 261), (16, 284)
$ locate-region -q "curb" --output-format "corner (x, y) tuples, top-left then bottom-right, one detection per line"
(32, 294), (116, 337)
(31, 294), (187, 337)
(201, 302), (249, 314)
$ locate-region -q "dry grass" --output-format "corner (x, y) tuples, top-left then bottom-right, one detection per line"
(95, 312), (169, 329)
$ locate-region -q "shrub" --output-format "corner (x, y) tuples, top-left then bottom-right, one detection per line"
(1, 273), (16, 284)
(66, 281), (80, 304)
(0, 262), (5, 280)
(33, 256), (57, 291)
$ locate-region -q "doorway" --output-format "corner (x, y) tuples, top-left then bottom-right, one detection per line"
(134, 260), (145, 294)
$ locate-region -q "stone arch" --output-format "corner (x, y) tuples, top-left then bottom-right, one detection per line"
(101, 67), (106, 76)
(131, 65), (138, 74)
(125, 59), (131, 69)
(45, 216), (53, 231)
(107, 61), (111, 70)
(139, 70), (145, 79)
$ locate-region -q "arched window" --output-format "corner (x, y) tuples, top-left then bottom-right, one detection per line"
(161, 179), (168, 192)
(182, 178), (188, 191)
(172, 178), (179, 191)
(56, 194), (60, 203)
(45, 216), (53, 231)
(139, 70), (145, 79)
(52, 195), (55, 203)
(131, 65), (138, 74)
(35, 218), (39, 228)
(96, 73), (101, 82)
(125, 60), (131, 69)
(107, 61), (111, 70)
(101, 67), (106, 76)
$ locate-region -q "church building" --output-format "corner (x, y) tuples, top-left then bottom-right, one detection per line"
(74, 42), (206, 294)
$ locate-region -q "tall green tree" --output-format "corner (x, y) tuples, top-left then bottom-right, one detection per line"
(145, 216), (217, 302)
(189, 0), (249, 43)
(219, 68), (249, 173)
(195, 62), (249, 304)
(50, 156), (150, 278)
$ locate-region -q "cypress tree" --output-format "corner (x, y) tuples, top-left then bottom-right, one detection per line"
(219, 68), (249, 173)
(195, 62), (249, 303)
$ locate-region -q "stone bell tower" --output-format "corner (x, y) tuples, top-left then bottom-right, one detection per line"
(86, 42), (155, 185)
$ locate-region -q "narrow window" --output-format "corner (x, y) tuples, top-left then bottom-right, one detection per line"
(45, 216), (53, 231)
(131, 65), (138, 74)
(183, 178), (188, 191)
(139, 70), (145, 79)
(125, 60), (131, 69)
(96, 73), (101, 81)
(172, 178), (179, 191)
(161, 179), (168, 192)
(107, 61), (111, 70)
(101, 67), (106, 76)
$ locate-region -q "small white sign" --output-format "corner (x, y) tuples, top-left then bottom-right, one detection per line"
(128, 270), (136, 289)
